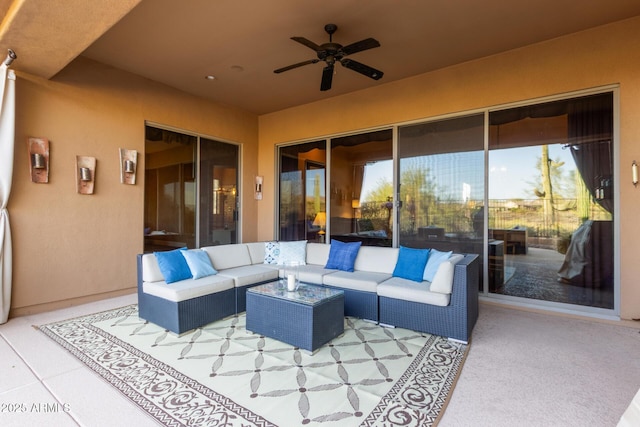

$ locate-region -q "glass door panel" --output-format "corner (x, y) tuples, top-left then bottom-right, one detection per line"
(329, 130), (393, 247)
(398, 114), (485, 281)
(488, 92), (614, 309)
(144, 126), (197, 252)
(278, 141), (326, 242)
(199, 138), (239, 246)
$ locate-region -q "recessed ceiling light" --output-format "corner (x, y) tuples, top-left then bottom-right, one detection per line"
(205, 75), (216, 80)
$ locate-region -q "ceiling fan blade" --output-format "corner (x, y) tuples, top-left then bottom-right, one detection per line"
(340, 58), (384, 80)
(320, 65), (334, 91)
(274, 59), (319, 74)
(291, 36), (322, 51)
(340, 38), (380, 56)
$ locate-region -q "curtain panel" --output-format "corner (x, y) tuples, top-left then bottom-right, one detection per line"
(0, 65), (16, 324)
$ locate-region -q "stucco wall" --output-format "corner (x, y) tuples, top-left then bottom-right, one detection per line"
(9, 57), (259, 315)
(258, 17), (640, 320)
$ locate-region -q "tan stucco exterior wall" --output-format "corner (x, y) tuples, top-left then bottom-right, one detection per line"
(9, 57), (259, 315)
(258, 17), (640, 320)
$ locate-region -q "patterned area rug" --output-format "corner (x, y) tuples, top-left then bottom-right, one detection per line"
(39, 305), (468, 427)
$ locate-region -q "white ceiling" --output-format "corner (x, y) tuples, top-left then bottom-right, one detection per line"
(5, 0), (640, 115)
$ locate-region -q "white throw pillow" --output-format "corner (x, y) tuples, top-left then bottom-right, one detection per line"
(264, 241), (280, 264)
(278, 240), (307, 265)
(430, 254), (464, 294)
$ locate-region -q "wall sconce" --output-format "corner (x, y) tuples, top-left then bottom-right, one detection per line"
(76, 156), (96, 194)
(255, 175), (263, 200)
(119, 148), (138, 185)
(27, 137), (50, 183)
(633, 161), (638, 187)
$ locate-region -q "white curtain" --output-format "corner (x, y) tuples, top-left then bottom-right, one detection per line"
(0, 64), (16, 324)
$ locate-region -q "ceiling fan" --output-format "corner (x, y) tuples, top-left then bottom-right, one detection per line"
(274, 23), (383, 91)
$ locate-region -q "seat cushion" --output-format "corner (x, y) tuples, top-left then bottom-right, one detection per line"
(143, 274), (235, 302)
(297, 264), (337, 285)
(322, 270), (391, 293)
(377, 278), (450, 307)
(217, 264), (279, 287)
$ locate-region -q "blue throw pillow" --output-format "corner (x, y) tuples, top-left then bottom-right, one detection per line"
(325, 239), (362, 272)
(393, 246), (430, 282)
(423, 248), (453, 282)
(181, 249), (217, 279)
(154, 248), (192, 284)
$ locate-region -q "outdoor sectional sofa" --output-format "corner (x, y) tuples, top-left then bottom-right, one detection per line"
(137, 241), (479, 342)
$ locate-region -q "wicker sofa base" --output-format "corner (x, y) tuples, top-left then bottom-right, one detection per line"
(379, 297), (470, 342)
(378, 254), (479, 343)
(137, 288), (236, 335)
(320, 285), (378, 322)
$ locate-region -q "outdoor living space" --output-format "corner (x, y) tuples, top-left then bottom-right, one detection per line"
(3, 2), (640, 426)
(2, 294), (640, 426)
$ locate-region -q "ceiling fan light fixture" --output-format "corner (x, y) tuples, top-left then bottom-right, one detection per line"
(274, 23), (383, 91)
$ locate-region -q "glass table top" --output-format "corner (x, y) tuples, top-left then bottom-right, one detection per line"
(247, 281), (344, 306)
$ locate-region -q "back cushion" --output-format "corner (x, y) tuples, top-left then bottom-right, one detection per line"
(202, 244), (252, 270)
(306, 243), (331, 266)
(246, 242), (266, 264)
(353, 246), (399, 274)
(430, 254), (466, 294)
(141, 253), (165, 283)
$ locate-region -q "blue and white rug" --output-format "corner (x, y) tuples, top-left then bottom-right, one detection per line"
(39, 305), (468, 427)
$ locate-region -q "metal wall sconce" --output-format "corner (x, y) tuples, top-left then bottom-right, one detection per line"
(76, 156), (96, 194)
(633, 161), (638, 187)
(27, 137), (50, 183)
(119, 148), (138, 185)
(255, 175), (263, 200)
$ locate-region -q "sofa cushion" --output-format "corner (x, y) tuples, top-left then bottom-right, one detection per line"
(142, 274), (235, 302)
(392, 246), (430, 282)
(141, 253), (165, 283)
(296, 264), (337, 285)
(430, 254), (465, 294)
(203, 244), (252, 270)
(353, 246), (399, 274)
(278, 240), (307, 265)
(322, 270), (391, 293)
(423, 248), (453, 282)
(263, 241), (280, 264)
(325, 239), (361, 272)
(377, 278), (450, 307)
(306, 242), (331, 266)
(154, 248), (192, 284)
(217, 264), (279, 287)
(181, 249), (217, 279)
(246, 242), (266, 265)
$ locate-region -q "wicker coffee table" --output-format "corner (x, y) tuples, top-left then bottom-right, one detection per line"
(245, 281), (344, 353)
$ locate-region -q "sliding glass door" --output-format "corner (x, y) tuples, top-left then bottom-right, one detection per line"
(488, 92), (614, 309)
(144, 125), (240, 252)
(274, 89), (616, 313)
